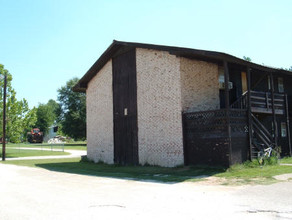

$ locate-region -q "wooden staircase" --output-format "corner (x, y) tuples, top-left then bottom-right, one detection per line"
(250, 114), (274, 159)
(230, 90), (286, 159)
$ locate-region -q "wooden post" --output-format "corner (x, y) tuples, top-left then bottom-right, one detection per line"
(224, 61), (230, 109)
(224, 61), (232, 165)
(266, 92), (269, 110)
(181, 112), (188, 165)
(247, 67), (253, 160)
(2, 74), (7, 161)
(285, 94), (292, 156)
(270, 73), (278, 147)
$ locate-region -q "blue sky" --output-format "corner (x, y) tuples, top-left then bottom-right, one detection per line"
(0, 0), (291, 108)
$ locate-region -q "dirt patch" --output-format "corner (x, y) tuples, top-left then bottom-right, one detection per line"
(203, 176), (278, 186)
(274, 173), (292, 181)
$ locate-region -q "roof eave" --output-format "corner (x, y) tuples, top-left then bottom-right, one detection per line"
(73, 40), (122, 93)
(73, 40), (292, 93)
(72, 84), (86, 93)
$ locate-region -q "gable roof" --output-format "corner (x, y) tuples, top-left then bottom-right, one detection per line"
(73, 40), (292, 92)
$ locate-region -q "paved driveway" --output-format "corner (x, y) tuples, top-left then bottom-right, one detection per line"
(0, 163), (291, 220)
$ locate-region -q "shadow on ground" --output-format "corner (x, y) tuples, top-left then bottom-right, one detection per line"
(35, 160), (225, 184)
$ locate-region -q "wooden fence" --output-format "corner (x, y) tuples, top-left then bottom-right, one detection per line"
(182, 109), (248, 166)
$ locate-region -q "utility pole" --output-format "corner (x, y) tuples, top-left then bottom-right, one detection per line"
(2, 73), (7, 161)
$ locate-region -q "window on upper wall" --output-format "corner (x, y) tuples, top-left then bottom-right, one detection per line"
(278, 77), (284, 93)
(218, 67), (225, 89)
(218, 66), (233, 90)
(281, 122), (287, 137)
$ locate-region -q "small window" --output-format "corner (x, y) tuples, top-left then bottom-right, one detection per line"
(281, 122), (287, 137)
(278, 77), (284, 93)
(218, 67), (233, 90)
(218, 67), (225, 89)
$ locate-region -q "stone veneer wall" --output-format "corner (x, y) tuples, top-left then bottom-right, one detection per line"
(180, 58), (219, 112)
(136, 48), (184, 167)
(86, 60), (114, 164)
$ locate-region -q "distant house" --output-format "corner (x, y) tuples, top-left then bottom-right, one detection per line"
(74, 40), (292, 167)
(44, 126), (58, 142)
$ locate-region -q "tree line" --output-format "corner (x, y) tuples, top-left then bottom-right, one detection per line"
(0, 64), (86, 143)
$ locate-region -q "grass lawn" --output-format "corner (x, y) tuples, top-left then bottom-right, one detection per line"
(280, 157), (292, 164)
(1, 157), (224, 183)
(2, 156), (292, 184)
(6, 142), (86, 151)
(0, 148), (70, 158)
(215, 163), (292, 185)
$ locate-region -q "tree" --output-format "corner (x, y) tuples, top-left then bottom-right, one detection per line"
(22, 107), (37, 137)
(243, 56), (252, 62)
(6, 94), (30, 142)
(289, 66), (292, 71)
(35, 99), (60, 135)
(57, 77), (86, 140)
(0, 64), (33, 143)
(46, 99), (60, 125)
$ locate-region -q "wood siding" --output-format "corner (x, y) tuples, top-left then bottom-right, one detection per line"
(112, 49), (138, 165)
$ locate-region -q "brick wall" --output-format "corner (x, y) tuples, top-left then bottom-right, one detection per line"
(86, 60), (114, 164)
(136, 48), (184, 167)
(180, 58), (219, 112)
(85, 48), (220, 167)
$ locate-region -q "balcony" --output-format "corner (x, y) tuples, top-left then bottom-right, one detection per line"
(231, 90), (286, 115)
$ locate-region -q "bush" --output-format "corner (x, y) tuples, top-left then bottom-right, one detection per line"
(243, 159), (260, 168)
(265, 155), (278, 165)
(80, 155), (91, 162)
(255, 146), (280, 166)
(243, 152), (279, 167)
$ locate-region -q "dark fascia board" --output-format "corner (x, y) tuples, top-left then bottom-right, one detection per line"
(73, 40), (292, 93)
(73, 41), (123, 92)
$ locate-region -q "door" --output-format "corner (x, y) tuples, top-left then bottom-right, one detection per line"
(112, 49), (138, 165)
(241, 71), (247, 94)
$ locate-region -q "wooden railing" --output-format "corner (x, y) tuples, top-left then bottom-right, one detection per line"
(230, 91), (285, 159)
(230, 91), (248, 109)
(250, 91), (285, 114)
(230, 90), (286, 115)
(251, 114), (273, 148)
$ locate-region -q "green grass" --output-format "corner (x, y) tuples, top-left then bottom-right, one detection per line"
(6, 142), (86, 151)
(1, 157), (224, 183)
(280, 157), (292, 164)
(215, 162), (292, 185)
(0, 148), (70, 158)
(2, 156), (292, 185)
